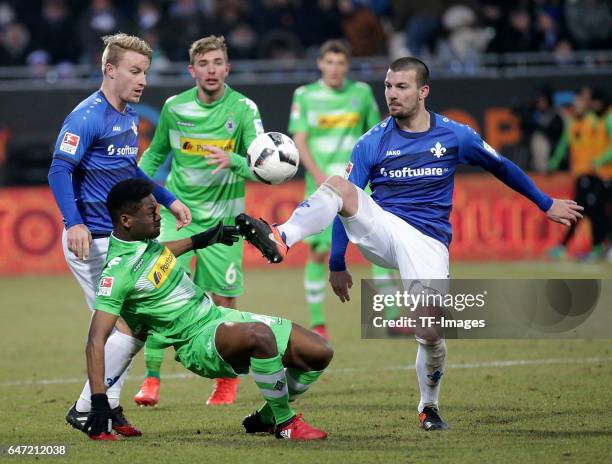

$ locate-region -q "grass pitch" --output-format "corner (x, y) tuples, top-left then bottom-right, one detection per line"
(1, 261), (611, 463)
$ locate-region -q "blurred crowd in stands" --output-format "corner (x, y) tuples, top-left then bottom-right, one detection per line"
(515, 85), (612, 261)
(0, 0), (611, 70)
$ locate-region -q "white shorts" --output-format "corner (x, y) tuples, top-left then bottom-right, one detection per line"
(62, 229), (109, 310)
(340, 187), (449, 281)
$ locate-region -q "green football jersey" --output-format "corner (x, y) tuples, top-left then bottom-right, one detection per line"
(139, 85), (263, 225)
(288, 79), (380, 177)
(94, 235), (215, 349)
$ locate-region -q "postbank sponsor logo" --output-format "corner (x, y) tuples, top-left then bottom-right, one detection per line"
(147, 247), (177, 288)
(180, 137), (236, 156)
(317, 112), (360, 129)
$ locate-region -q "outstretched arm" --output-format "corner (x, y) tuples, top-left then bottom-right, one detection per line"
(459, 130), (583, 227)
(488, 156), (582, 226)
(164, 222), (240, 257)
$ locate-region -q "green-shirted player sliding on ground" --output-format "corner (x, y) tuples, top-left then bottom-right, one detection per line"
(289, 40), (396, 340)
(82, 178), (331, 441)
(136, 36), (262, 406)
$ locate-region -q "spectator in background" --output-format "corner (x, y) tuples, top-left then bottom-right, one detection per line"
(390, 0), (443, 58)
(438, 3), (493, 69)
(564, 0), (612, 50)
(498, 8), (536, 53)
(338, 0), (386, 57)
(533, 10), (562, 52)
(253, 0), (304, 59)
(32, 0), (79, 65)
(481, 0), (508, 54)
(518, 88), (565, 173)
(553, 38), (574, 65)
(0, 2), (16, 28)
(297, 0), (342, 56)
(0, 22), (31, 66)
(208, 0), (257, 60)
(135, 0), (161, 35)
(589, 91), (612, 259)
(78, 0), (129, 66)
(548, 88), (609, 261)
(160, 0), (205, 61)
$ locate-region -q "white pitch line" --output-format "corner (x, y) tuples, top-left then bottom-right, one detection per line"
(1, 357), (610, 388)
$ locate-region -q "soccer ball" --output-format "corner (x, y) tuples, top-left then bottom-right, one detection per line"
(247, 132), (299, 185)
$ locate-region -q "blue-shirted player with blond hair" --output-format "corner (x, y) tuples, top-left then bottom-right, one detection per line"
(48, 32), (191, 439)
(236, 57), (583, 431)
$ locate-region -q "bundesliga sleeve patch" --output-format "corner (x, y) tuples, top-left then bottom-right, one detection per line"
(59, 132), (80, 155)
(97, 277), (114, 296)
(344, 161), (353, 179)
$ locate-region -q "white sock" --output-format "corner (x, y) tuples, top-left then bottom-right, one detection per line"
(279, 183), (343, 248)
(76, 331), (144, 412)
(415, 339), (446, 413)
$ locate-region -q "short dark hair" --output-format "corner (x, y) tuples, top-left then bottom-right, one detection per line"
(107, 178), (155, 224)
(388, 57), (430, 87)
(318, 39), (351, 59)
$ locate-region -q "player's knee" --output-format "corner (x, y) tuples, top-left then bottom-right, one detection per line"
(324, 175), (348, 194)
(246, 322), (277, 356)
(310, 339), (334, 371)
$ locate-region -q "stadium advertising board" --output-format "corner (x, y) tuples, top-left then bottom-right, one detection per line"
(0, 174), (590, 275)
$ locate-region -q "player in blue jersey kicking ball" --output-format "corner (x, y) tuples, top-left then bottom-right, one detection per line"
(48, 33), (191, 437)
(236, 57), (583, 431)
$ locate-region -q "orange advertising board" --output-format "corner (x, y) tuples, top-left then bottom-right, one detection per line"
(0, 174), (591, 276)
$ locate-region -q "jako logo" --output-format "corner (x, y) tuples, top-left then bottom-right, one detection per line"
(385, 149), (401, 156)
(107, 144), (138, 156)
(380, 166), (446, 178)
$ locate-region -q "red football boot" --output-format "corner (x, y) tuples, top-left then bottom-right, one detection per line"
(275, 414), (327, 441)
(312, 325), (329, 341)
(111, 406), (143, 437)
(134, 377), (160, 407)
(206, 377), (240, 405)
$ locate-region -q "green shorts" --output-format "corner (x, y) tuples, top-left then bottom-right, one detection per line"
(160, 209), (244, 297)
(175, 306), (293, 379)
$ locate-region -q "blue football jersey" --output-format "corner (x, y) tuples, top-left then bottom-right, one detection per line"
(347, 112), (509, 247)
(52, 90), (140, 234)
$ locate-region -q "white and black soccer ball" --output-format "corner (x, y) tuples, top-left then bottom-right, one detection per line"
(247, 132), (299, 185)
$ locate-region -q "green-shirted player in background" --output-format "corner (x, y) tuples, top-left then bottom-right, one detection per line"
(289, 40), (395, 340)
(82, 178), (331, 441)
(136, 36), (261, 406)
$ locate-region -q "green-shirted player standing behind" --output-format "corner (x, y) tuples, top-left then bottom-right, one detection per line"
(136, 36), (261, 406)
(288, 40), (394, 339)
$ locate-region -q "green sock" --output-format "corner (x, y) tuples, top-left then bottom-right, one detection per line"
(305, 260), (326, 327)
(287, 368), (324, 400)
(257, 403), (275, 424)
(371, 265), (400, 320)
(250, 355), (295, 425)
(144, 343), (165, 379)
(256, 368), (324, 423)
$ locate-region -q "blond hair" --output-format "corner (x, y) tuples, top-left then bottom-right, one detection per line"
(101, 33), (152, 74)
(189, 35), (228, 65)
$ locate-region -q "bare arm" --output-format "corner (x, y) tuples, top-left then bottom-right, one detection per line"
(294, 132), (327, 186)
(86, 311), (119, 395)
(163, 222), (241, 257)
(163, 237), (195, 258)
